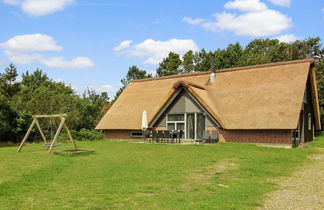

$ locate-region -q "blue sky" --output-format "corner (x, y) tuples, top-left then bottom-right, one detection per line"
(0, 0), (323, 98)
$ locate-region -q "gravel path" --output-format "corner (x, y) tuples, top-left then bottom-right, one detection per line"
(261, 151), (324, 210)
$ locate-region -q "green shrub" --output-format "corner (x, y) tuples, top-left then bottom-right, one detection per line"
(72, 128), (104, 140)
(57, 129), (104, 141)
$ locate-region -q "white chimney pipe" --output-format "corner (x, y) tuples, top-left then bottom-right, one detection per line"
(210, 72), (216, 84)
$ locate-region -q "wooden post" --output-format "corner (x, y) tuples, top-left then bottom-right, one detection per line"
(48, 117), (65, 153)
(34, 118), (47, 143)
(17, 119), (36, 152)
(64, 123), (78, 150)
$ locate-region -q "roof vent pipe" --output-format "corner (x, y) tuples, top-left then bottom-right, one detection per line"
(210, 72), (216, 84)
(210, 55), (216, 84)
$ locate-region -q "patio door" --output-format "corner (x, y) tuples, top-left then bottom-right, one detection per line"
(196, 113), (205, 139)
(186, 113), (205, 139)
(187, 114), (195, 139)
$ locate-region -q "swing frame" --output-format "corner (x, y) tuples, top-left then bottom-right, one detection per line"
(17, 114), (78, 153)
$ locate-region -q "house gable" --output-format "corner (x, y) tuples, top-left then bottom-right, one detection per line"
(150, 87), (220, 129)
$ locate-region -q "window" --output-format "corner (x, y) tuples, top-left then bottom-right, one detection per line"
(292, 130), (299, 140)
(130, 131), (143, 137)
(177, 123), (185, 131)
(166, 114), (185, 138)
(167, 114), (184, 121)
(167, 123), (176, 130)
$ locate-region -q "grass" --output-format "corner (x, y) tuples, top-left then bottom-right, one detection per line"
(1, 137), (324, 209)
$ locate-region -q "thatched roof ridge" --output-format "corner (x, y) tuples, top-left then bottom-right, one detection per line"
(132, 59), (314, 83)
(172, 80), (206, 90)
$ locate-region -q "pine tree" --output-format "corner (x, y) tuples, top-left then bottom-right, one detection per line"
(156, 52), (182, 76)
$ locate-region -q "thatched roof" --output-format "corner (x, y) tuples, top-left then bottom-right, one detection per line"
(96, 59), (321, 130)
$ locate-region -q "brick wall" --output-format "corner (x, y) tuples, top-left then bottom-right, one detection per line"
(104, 130), (142, 140)
(104, 128), (293, 144)
(216, 128), (292, 144)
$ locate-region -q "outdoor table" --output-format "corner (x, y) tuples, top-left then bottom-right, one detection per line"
(170, 130), (181, 143)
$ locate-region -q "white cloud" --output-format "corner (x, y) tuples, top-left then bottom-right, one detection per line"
(0, 33), (94, 69)
(114, 38), (199, 65)
(1, 0), (74, 16)
(182, 17), (206, 25)
(203, 10), (291, 37)
(0, 33), (62, 52)
(4, 51), (42, 64)
(113, 40), (132, 51)
(185, 0), (292, 37)
(273, 34), (299, 43)
(40, 56), (94, 69)
(86, 83), (122, 96)
(268, 0), (291, 7)
(225, 0), (267, 12)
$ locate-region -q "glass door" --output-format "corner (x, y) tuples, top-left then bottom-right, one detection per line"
(196, 113), (205, 139)
(186, 114), (195, 139)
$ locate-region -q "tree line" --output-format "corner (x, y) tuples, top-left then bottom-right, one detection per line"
(117, 37), (324, 128)
(0, 66), (108, 142)
(1, 37), (323, 142)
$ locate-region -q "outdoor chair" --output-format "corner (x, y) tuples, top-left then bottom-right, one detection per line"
(143, 129), (151, 143)
(178, 130), (184, 143)
(210, 130), (219, 143)
(203, 130), (211, 143)
(152, 131), (158, 143)
(195, 130), (210, 144)
(164, 130), (171, 143)
(157, 131), (164, 143)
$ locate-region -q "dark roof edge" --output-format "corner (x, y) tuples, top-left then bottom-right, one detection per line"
(132, 59), (314, 83)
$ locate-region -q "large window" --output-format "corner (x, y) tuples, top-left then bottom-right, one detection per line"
(167, 113), (206, 139)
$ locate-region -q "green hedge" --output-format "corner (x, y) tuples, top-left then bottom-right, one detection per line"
(58, 129), (104, 141)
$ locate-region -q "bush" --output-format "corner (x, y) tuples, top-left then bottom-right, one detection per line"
(57, 129), (104, 141)
(72, 128), (104, 140)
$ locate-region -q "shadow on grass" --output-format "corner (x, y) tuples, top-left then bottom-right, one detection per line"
(0, 142), (19, 148)
(53, 149), (96, 157)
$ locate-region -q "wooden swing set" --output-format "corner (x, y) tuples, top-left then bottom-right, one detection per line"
(17, 114), (78, 153)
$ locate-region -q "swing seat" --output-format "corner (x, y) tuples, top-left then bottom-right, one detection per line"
(42, 142), (61, 147)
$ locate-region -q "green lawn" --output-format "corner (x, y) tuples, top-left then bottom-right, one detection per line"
(1, 137), (324, 209)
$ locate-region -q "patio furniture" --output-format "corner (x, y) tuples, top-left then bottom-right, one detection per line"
(143, 129), (151, 142)
(164, 130), (171, 143)
(210, 131), (219, 143)
(152, 130), (158, 143)
(177, 130), (184, 143)
(157, 131), (164, 143)
(203, 130), (211, 143)
(195, 130), (210, 144)
(170, 130), (178, 143)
